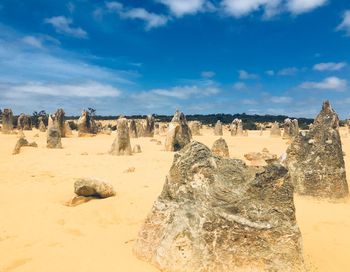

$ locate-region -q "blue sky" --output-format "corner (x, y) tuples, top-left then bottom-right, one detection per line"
(0, 0), (350, 117)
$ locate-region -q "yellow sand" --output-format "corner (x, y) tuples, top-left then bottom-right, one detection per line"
(0, 127), (349, 272)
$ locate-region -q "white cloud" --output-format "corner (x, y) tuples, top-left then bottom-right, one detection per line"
(278, 67), (298, 76)
(2, 81), (121, 98)
(313, 62), (347, 71)
(233, 82), (247, 90)
(201, 71), (215, 78)
(221, 0), (327, 18)
(300, 77), (347, 91)
(22, 36), (43, 48)
(239, 70), (259, 80)
(241, 99), (258, 105)
(44, 16), (88, 39)
(270, 96), (293, 103)
(337, 11), (350, 36)
(266, 70), (275, 76)
(122, 8), (169, 30)
(106, 1), (123, 11)
(150, 84), (219, 99)
(157, 0), (207, 17)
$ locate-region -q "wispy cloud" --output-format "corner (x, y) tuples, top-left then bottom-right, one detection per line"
(277, 67), (298, 76)
(313, 62), (347, 71)
(201, 70), (216, 78)
(105, 2), (168, 30)
(238, 70), (259, 80)
(337, 11), (350, 36)
(149, 84), (219, 99)
(157, 0), (209, 17)
(300, 76), (347, 91)
(287, 0), (327, 15)
(233, 82), (247, 90)
(269, 96), (293, 103)
(44, 16), (88, 39)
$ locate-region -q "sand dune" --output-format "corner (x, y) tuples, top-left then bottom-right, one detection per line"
(1, 128), (349, 271)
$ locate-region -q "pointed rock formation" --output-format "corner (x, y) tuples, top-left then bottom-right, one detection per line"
(190, 121), (201, 136)
(144, 115), (155, 137)
(47, 127), (62, 149)
(38, 117), (46, 132)
(2, 108), (14, 134)
(165, 111), (192, 151)
(214, 120), (223, 136)
(231, 118), (244, 136)
(134, 141), (304, 272)
(109, 117), (132, 155)
(211, 138), (229, 157)
(17, 114), (32, 130)
(129, 119), (138, 138)
(77, 110), (97, 137)
(283, 118), (299, 139)
(48, 108), (65, 137)
(270, 121), (281, 137)
(286, 101), (349, 199)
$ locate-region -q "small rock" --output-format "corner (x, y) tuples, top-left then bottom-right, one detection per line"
(74, 178), (115, 198)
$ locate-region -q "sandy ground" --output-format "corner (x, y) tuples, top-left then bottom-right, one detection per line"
(0, 127), (350, 272)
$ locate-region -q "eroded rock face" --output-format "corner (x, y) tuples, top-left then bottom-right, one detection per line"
(77, 110), (97, 136)
(286, 101), (349, 199)
(47, 127), (62, 149)
(231, 118), (244, 136)
(129, 119), (138, 138)
(17, 114), (32, 130)
(190, 121), (201, 136)
(283, 118), (299, 139)
(38, 117), (46, 132)
(136, 120), (145, 137)
(165, 111), (192, 152)
(74, 178), (115, 198)
(134, 141), (304, 272)
(211, 138), (229, 157)
(144, 115), (155, 137)
(214, 120), (223, 136)
(270, 122), (281, 137)
(49, 108), (65, 137)
(2, 108), (13, 133)
(13, 137), (37, 155)
(109, 117), (132, 155)
(64, 121), (73, 136)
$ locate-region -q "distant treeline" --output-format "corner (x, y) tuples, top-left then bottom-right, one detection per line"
(66, 113), (315, 130)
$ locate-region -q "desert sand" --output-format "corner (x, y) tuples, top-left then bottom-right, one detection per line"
(1, 127), (349, 272)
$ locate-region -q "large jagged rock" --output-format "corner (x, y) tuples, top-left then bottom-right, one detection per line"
(48, 108), (65, 137)
(129, 119), (138, 138)
(286, 101), (349, 199)
(283, 118), (299, 139)
(134, 141), (304, 272)
(2, 108), (13, 133)
(165, 111), (192, 151)
(144, 115), (155, 137)
(74, 178), (115, 198)
(270, 122), (281, 137)
(38, 117), (46, 132)
(231, 118), (244, 136)
(12, 137), (37, 155)
(214, 120), (223, 136)
(109, 117), (132, 155)
(211, 138), (229, 157)
(77, 110), (97, 137)
(17, 113), (32, 130)
(190, 121), (201, 136)
(47, 127), (62, 149)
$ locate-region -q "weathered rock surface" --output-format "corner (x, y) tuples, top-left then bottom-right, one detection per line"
(64, 121), (73, 136)
(133, 144), (142, 153)
(109, 117), (132, 155)
(17, 114), (32, 130)
(2, 108), (14, 133)
(129, 119), (138, 138)
(231, 118), (244, 136)
(214, 120), (223, 136)
(77, 110), (97, 136)
(270, 122), (281, 137)
(144, 115), (155, 137)
(244, 148), (278, 166)
(211, 138), (229, 157)
(38, 117), (46, 132)
(47, 127), (62, 149)
(286, 101), (349, 199)
(74, 178), (115, 198)
(190, 121), (201, 136)
(283, 118), (299, 139)
(49, 108), (65, 137)
(165, 111), (192, 151)
(134, 141), (304, 272)
(13, 137), (38, 155)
